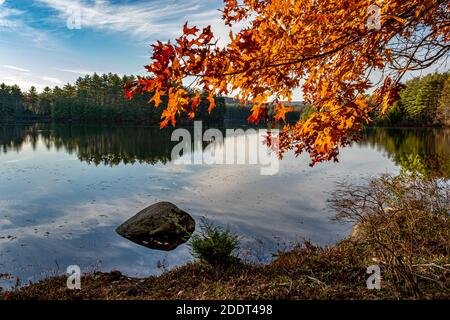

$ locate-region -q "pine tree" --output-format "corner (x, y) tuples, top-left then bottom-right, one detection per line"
(437, 74), (450, 126)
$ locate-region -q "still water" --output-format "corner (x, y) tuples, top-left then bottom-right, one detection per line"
(0, 123), (449, 288)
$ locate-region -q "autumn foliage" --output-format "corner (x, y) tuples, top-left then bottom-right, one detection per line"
(125, 0), (449, 165)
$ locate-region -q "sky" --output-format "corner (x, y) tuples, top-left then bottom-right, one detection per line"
(0, 0), (228, 91)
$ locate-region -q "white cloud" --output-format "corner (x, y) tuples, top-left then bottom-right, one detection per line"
(0, 4), (56, 47)
(55, 68), (95, 75)
(1, 65), (68, 91)
(41, 76), (63, 85)
(36, 0), (225, 41)
(0, 78), (47, 91)
(0, 74), (49, 91)
(0, 7), (21, 28)
(2, 65), (30, 72)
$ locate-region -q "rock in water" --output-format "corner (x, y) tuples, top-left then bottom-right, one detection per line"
(116, 202), (195, 251)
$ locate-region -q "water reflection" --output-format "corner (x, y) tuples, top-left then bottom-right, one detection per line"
(1, 123), (176, 165)
(361, 127), (450, 178)
(2, 124), (449, 178)
(0, 123), (448, 288)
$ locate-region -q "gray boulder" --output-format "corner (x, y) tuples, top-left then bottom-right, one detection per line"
(116, 202), (195, 251)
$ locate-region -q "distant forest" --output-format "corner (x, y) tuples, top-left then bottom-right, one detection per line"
(1, 72), (448, 126)
(375, 72), (449, 127)
(0, 73), (226, 124)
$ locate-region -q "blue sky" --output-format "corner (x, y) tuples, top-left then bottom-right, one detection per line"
(0, 0), (227, 91)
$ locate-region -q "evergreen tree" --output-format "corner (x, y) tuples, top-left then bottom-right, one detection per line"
(437, 74), (450, 126)
(25, 86), (39, 114)
(376, 72), (449, 126)
(38, 87), (53, 116)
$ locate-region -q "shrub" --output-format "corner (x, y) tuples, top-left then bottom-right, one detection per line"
(329, 173), (450, 298)
(189, 219), (240, 266)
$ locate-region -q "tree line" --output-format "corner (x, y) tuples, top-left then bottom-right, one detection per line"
(375, 72), (449, 127)
(0, 73), (226, 123)
(1, 72), (448, 127)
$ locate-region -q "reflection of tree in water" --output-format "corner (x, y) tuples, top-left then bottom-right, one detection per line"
(44, 124), (176, 166)
(0, 124), (28, 153)
(0, 123), (223, 166)
(1, 125), (448, 174)
(361, 128), (450, 179)
(0, 124), (45, 154)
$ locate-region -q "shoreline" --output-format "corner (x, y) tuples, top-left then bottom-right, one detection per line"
(1, 235), (448, 300)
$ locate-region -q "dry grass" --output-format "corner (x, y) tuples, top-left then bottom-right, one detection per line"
(330, 173), (450, 298)
(2, 239), (447, 300)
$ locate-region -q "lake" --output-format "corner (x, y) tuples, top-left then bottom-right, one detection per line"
(0, 123), (449, 288)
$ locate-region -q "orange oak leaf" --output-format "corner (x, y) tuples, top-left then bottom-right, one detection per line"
(183, 22), (199, 36)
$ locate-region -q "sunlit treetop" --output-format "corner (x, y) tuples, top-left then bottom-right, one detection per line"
(126, 0), (449, 165)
